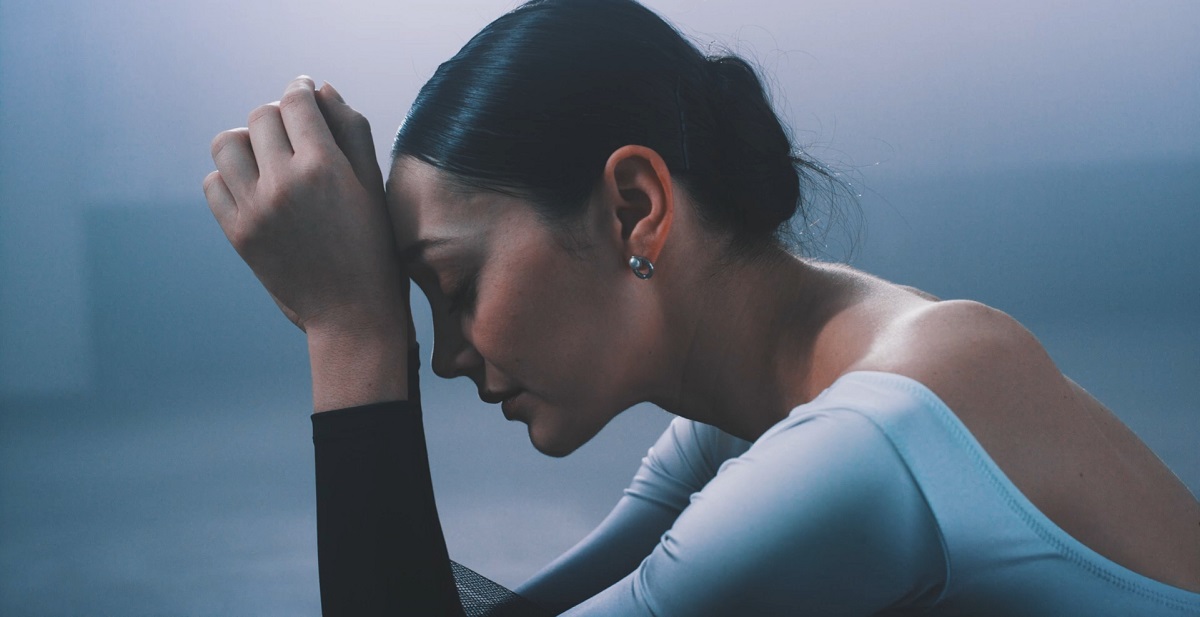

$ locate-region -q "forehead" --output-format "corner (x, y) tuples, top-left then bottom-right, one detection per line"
(385, 156), (503, 249)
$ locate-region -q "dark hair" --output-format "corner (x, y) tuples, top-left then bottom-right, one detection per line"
(393, 0), (844, 255)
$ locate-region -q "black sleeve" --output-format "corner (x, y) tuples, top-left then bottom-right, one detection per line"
(310, 346), (551, 617)
(311, 345), (463, 616)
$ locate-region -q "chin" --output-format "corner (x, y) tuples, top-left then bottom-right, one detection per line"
(522, 400), (626, 458)
(526, 423), (584, 458)
(525, 416), (599, 458)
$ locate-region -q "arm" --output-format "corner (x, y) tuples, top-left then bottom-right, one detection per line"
(312, 346), (464, 616)
(204, 78), (462, 614)
(517, 417), (751, 613)
(561, 411), (946, 616)
(311, 345), (552, 616)
(516, 495), (679, 613)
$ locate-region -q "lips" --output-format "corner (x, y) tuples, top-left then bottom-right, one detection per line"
(479, 388), (522, 405)
(479, 388), (525, 421)
(500, 392), (523, 420)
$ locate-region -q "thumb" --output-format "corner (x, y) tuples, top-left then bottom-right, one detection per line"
(316, 82), (384, 195)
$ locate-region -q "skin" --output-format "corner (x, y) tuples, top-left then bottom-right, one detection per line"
(206, 77), (1200, 595)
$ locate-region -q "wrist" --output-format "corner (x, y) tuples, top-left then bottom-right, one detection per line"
(307, 308), (410, 413)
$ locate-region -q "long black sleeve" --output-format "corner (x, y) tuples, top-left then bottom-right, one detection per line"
(310, 346), (550, 617)
(311, 346), (463, 616)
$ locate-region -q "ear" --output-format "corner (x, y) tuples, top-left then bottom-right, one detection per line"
(599, 145), (675, 265)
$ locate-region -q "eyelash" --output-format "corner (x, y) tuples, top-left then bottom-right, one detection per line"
(446, 271), (479, 315)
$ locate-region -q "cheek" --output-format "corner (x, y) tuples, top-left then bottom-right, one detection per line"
(471, 247), (623, 387)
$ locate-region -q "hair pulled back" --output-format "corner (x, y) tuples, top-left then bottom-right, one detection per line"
(393, 0), (835, 254)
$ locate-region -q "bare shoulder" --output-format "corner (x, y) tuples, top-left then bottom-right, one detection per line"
(852, 298), (1200, 592)
(856, 299), (1069, 416)
(902, 298), (1041, 352)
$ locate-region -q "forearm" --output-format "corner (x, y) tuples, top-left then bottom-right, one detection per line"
(517, 496), (678, 614)
(311, 346), (464, 616)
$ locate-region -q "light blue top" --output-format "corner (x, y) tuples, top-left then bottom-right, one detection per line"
(542, 371), (1200, 616)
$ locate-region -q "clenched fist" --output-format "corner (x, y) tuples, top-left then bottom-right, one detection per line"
(204, 76), (412, 411)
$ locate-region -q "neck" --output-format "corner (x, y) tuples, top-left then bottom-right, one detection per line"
(650, 249), (859, 442)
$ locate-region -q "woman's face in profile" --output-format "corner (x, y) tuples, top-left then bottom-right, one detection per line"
(385, 156), (650, 456)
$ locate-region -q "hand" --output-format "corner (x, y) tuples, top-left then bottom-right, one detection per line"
(203, 76), (405, 337)
(205, 77), (414, 410)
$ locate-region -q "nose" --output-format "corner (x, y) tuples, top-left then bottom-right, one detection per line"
(430, 315), (483, 380)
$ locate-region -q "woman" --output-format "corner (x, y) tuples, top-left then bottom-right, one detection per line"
(203, 0), (1200, 614)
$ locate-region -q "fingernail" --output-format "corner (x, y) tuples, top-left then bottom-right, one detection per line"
(291, 75), (315, 90)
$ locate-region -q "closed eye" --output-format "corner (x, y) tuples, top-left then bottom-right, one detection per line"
(446, 270), (479, 315)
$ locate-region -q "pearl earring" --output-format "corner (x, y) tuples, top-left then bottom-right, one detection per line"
(628, 255), (654, 280)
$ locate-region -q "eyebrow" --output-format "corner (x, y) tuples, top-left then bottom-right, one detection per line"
(397, 237), (455, 264)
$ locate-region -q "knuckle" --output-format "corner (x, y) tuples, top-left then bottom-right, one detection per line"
(247, 102), (280, 126)
(256, 178), (291, 211)
(289, 161), (327, 190)
(291, 150), (334, 178)
(210, 128), (247, 159)
(239, 200), (273, 233)
(209, 132), (232, 159)
(226, 224), (256, 253)
(279, 88), (310, 111)
(202, 170), (221, 194)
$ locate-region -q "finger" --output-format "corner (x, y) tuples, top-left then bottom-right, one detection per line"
(278, 76), (338, 155)
(247, 101), (294, 173)
(210, 128), (259, 204)
(316, 82), (384, 192)
(202, 170), (239, 233)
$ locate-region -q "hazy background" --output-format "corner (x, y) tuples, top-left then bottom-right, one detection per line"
(1, 0), (1197, 614)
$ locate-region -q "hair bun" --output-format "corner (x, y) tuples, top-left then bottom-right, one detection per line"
(703, 55), (801, 237)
